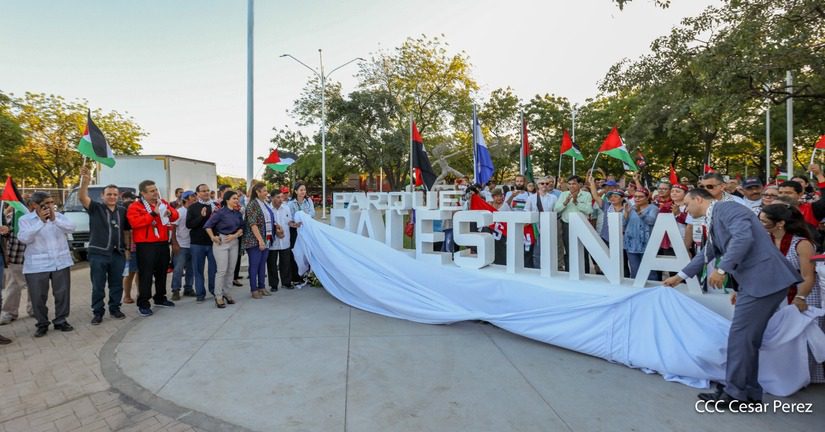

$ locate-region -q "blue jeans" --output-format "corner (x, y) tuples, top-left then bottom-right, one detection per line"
(171, 247), (193, 291)
(246, 247), (269, 291)
(89, 252), (126, 315)
(440, 228), (455, 253)
(627, 252), (661, 281)
(190, 244), (216, 299)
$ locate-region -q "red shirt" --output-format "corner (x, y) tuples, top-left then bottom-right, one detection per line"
(127, 199), (179, 243)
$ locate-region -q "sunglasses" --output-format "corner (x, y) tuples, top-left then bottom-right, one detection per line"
(537, 182), (549, 185)
(700, 184), (720, 190)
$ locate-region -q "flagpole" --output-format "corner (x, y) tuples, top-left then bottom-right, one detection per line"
(409, 114), (414, 192)
(571, 103), (578, 176)
(589, 153), (600, 177)
(765, 95), (771, 185)
(519, 111), (524, 176)
(809, 148), (816, 178)
(786, 70), (794, 178)
(472, 105), (478, 185)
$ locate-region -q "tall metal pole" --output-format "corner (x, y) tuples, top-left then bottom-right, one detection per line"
(786, 70), (794, 178)
(519, 111), (524, 176)
(246, 0), (254, 188)
(571, 104), (578, 175)
(319, 49), (327, 219)
(409, 114), (414, 191)
(765, 102), (771, 184)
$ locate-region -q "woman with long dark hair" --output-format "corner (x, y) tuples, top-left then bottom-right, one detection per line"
(758, 203), (824, 383)
(204, 190), (243, 308)
(243, 182), (273, 299)
(287, 181), (315, 288)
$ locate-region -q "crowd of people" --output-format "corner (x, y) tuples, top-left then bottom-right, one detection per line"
(1, 163), (823, 404)
(453, 165), (825, 403)
(0, 166), (316, 342)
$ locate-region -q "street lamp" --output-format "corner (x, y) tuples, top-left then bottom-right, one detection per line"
(280, 49), (365, 219)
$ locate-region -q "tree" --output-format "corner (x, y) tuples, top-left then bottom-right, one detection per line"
(9, 92), (145, 189)
(0, 92), (24, 178)
(262, 127), (352, 192)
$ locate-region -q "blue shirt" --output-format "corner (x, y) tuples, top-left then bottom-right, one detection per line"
(623, 205), (658, 254)
(204, 207), (243, 235)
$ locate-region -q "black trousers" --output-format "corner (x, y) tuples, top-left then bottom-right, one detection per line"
(560, 221), (590, 273)
(136, 242), (170, 309)
(233, 245), (243, 280)
(267, 249), (292, 289)
(288, 227), (304, 283)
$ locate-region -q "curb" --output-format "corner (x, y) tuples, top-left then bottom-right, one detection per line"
(99, 315), (257, 432)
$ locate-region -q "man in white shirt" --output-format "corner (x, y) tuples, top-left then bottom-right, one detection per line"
(740, 177), (764, 215)
(267, 188), (293, 291)
(524, 177), (559, 268)
(18, 192), (76, 338)
(171, 191), (196, 300)
(554, 175), (594, 272)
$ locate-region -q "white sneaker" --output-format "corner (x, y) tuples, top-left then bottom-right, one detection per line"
(0, 315), (14, 326)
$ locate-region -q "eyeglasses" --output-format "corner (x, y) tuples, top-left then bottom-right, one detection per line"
(538, 182), (549, 185)
(700, 184), (720, 190)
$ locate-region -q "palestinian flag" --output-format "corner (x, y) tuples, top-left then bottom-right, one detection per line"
(469, 194), (535, 245)
(264, 149), (298, 172)
(560, 130), (583, 161)
(598, 127), (637, 171)
(815, 134), (825, 150)
(411, 121), (436, 190)
(669, 164), (679, 185)
(635, 149), (647, 170)
(77, 110), (115, 168)
(521, 119), (534, 183)
(704, 163), (716, 174)
(0, 176), (28, 233)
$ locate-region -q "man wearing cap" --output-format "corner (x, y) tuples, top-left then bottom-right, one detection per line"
(171, 190), (197, 300)
(740, 177), (764, 215)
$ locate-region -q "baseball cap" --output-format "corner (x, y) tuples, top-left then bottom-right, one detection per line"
(280, 186), (290, 194)
(604, 180), (619, 187)
(181, 190), (196, 200)
(742, 177), (763, 189)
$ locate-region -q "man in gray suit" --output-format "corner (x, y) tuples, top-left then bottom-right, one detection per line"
(663, 188), (801, 406)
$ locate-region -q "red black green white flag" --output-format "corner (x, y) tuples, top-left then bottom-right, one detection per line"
(411, 121), (436, 190)
(264, 149), (298, 172)
(0, 176), (28, 233)
(560, 130), (583, 161)
(77, 110), (115, 168)
(598, 127), (637, 171)
(521, 118), (534, 183)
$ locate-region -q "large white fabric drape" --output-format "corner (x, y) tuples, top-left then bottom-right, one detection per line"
(292, 212), (825, 396)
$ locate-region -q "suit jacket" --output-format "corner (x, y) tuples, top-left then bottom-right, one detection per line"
(682, 201), (801, 298)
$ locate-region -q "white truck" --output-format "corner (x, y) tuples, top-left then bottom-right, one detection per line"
(63, 155), (218, 259)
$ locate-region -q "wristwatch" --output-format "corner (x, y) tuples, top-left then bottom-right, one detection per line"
(716, 268), (726, 275)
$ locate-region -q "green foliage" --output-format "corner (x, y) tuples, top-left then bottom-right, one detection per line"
(3, 92), (145, 189)
(0, 92), (25, 178)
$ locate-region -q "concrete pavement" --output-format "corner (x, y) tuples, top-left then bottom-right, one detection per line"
(1, 264), (824, 431)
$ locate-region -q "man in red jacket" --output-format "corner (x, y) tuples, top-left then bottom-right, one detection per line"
(127, 180), (179, 317)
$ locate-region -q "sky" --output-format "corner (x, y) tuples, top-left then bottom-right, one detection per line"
(0, 0), (721, 178)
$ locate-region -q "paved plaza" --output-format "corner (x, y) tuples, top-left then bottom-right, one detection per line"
(0, 263), (823, 431)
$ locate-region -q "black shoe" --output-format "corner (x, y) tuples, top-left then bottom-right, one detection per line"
(232, 280), (243, 287)
(91, 314), (103, 325)
(0, 334), (11, 344)
(34, 327), (48, 337)
(183, 289), (196, 297)
(111, 310), (126, 320)
(53, 323), (74, 332)
(171, 291), (181, 301)
(154, 300), (175, 307)
(698, 391), (739, 410)
(196, 296), (205, 303)
(270, 286), (278, 292)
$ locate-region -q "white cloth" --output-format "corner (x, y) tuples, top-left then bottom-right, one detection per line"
(268, 203), (292, 250)
(17, 212), (75, 274)
(292, 212), (825, 395)
(174, 206), (191, 248)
